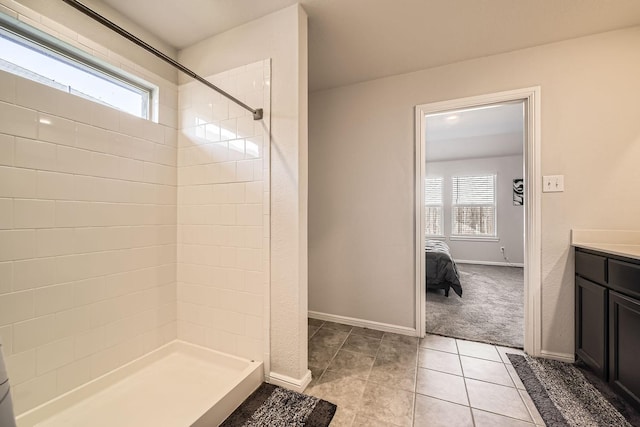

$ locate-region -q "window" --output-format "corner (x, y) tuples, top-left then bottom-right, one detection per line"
(451, 174), (496, 237)
(0, 13), (152, 118)
(425, 177), (443, 237)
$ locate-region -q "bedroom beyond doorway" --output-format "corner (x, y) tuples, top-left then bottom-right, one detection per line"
(417, 96), (528, 350)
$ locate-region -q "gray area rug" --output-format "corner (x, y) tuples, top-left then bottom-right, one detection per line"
(508, 354), (640, 426)
(426, 264), (524, 348)
(220, 383), (336, 426)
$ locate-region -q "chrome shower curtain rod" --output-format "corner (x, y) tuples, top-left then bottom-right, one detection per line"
(61, 0), (263, 120)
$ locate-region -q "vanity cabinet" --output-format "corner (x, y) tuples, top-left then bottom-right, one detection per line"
(575, 248), (640, 410)
(609, 290), (640, 409)
(575, 276), (607, 378)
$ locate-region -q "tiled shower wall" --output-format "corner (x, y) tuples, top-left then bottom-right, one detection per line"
(0, 4), (179, 412)
(177, 60), (270, 363)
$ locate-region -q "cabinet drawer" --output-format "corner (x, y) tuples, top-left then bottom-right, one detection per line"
(609, 259), (640, 299)
(576, 250), (607, 285)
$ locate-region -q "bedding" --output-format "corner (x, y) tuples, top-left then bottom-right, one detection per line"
(425, 240), (462, 297)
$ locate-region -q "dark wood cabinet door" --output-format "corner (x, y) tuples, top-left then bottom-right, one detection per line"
(609, 291), (640, 410)
(575, 276), (608, 379)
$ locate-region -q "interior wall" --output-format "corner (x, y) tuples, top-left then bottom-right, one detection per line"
(0, 2), (178, 415)
(178, 4), (309, 384)
(176, 60), (271, 364)
(309, 26), (640, 356)
(427, 155), (524, 265)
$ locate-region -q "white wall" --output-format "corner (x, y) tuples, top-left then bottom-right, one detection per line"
(0, 1), (178, 415)
(176, 60), (271, 364)
(178, 4), (309, 386)
(309, 26), (640, 356)
(427, 155), (524, 265)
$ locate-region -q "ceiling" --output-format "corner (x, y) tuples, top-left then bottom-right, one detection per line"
(425, 102), (524, 162)
(99, 0), (640, 92)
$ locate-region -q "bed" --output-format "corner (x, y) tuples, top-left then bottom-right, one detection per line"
(426, 240), (462, 297)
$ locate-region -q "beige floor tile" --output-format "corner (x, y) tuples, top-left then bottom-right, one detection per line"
(472, 409), (535, 426)
(456, 339), (502, 362)
(419, 334), (458, 353)
(381, 332), (419, 347)
(368, 357), (416, 392)
(342, 334), (382, 357)
(309, 344), (340, 371)
(359, 382), (414, 427)
(309, 365), (326, 387)
(352, 413), (402, 426)
(308, 328), (349, 369)
(309, 325), (320, 340)
(326, 349), (375, 380)
(418, 348), (462, 375)
(309, 317), (325, 327)
(466, 378), (532, 422)
(460, 355), (514, 387)
(377, 340), (418, 365)
(329, 406), (356, 427)
(518, 389), (545, 425)
(497, 346), (525, 364)
(506, 364), (526, 390)
(416, 368), (468, 405)
(350, 326), (384, 339)
(311, 327), (350, 348)
(306, 370), (367, 412)
(414, 394), (473, 427)
(323, 321), (354, 332)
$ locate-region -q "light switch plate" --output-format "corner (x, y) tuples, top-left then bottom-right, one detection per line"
(543, 175), (564, 192)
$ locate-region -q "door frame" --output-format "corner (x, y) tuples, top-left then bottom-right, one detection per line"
(414, 87), (542, 356)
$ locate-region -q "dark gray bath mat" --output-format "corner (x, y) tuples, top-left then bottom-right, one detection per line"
(220, 383), (336, 426)
(508, 353), (640, 426)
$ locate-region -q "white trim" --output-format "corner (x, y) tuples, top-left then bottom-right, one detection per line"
(267, 370), (312, 393)
(308, 311), (418, 337)
(456, 260), (525, 268)
(540, 350), (575, 363)
(449, 236), (500, 242)
(415, 107), (427, 338)
(415, 87), (542, 356)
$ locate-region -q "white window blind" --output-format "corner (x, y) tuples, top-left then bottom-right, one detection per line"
(451, 174), (496, 237)
(425, 177), (443, 236)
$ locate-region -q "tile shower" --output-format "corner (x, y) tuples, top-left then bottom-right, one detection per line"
(0, 1), (272, 422)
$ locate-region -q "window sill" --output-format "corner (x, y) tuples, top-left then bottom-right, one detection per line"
(426, 235), (446, 240)
(449, 236), (499, 242)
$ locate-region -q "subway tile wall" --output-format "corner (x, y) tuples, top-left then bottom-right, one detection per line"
(177, 60), (271, 364)
(0, 2), (179, 413)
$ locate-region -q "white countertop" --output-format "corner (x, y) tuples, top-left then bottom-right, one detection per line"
(572, 229), (640, 261)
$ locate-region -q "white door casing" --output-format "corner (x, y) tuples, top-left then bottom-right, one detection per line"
(414, 87), (542, 356)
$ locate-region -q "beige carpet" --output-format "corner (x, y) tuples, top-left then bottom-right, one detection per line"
(426, 264), (524, 348)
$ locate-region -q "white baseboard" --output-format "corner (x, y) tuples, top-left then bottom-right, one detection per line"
(268, 370), (312, 393)
(308, 311), (417, 337)
(456, 260), (525, 268)
(540, 350), (575, 363)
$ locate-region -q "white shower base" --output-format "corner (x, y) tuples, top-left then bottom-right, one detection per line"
(16, 341), (263, 427)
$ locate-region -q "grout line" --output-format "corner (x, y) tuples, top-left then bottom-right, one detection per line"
(314, 324), (350, 384)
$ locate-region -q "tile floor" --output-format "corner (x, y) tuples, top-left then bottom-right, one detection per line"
(306, 319), (545, 427)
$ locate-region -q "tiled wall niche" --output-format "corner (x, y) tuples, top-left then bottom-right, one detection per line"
(0, 2), (179, 415)
(177, 60), (271, 365)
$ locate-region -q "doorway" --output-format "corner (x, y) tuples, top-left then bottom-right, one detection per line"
(415, 88), (541, 356)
